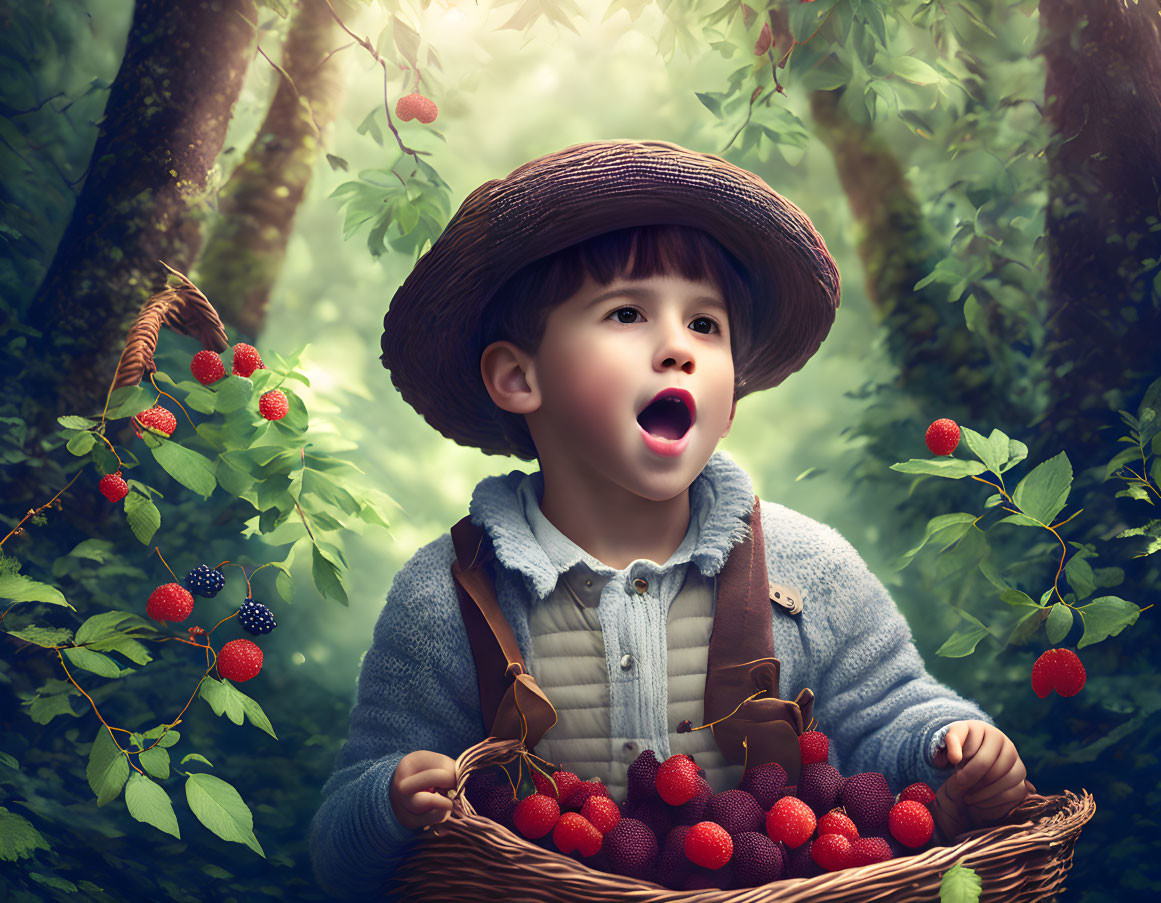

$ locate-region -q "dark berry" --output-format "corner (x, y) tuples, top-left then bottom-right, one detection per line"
(237, 597), (277, 635)
(184, 564), (226, 598)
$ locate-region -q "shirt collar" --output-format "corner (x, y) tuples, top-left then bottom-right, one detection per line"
(467, 451), (756, 602)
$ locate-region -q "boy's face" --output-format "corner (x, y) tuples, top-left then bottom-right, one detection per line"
(520, 270), (737, 503)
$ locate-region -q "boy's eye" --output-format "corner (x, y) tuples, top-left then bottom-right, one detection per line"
(611, 307), (640, 324)
(690, 317), (718, 334)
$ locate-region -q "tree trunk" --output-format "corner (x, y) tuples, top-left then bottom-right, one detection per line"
(1037, 0), (1161, 479)
(195, 0), (348, 340)
(14, 0), (257, 438)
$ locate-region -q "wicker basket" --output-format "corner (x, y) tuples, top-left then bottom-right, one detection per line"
(388, 737), (1095, 903)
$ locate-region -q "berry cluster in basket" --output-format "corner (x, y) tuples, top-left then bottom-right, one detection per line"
(463, 730), (939, 891)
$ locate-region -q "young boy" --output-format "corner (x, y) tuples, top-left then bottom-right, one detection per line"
(309, 139), (1032, 900)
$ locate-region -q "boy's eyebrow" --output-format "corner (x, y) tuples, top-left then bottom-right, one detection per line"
(586, 285), (728, 311)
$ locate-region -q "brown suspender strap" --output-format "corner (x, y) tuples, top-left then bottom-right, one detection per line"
(450, 516), (557, 749)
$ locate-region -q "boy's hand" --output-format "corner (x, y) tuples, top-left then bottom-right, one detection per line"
(932, 720), (1035, 828)
(390, 750), (458, 831)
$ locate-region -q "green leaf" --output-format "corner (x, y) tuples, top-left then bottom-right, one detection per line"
(87, 727), (130, 807)
(0, 573), (73, 608)
(125, 772), (180, 838)
(893, 513), (977, 571)
(1002, 439), (1029, 473)
(58, 415), (98, 430)
(63, 646), (123, 679)
(935, 626), (989, 657)
(890, 458), (987, 478)
(105, 386), (152, 420)
(152, 441), (217, 499)
(65, 430), (96, 456)
(1011, 451), (1072, 525)
(124, 491), (161, 545)
(940, 859), (982, 902)
(185, 773), (265, 857)
(977, 558), (1012, 593)
(993, 512), (1044, 528)
(138, 746), (171, 780)
(200, 678), (246, 726)
(1063, 553), (1096, 601)
(235, 687), (279, 740)
(6, 625), (74, 647)
(214, 375), (254, 414)
(26, 686), (79, 724)
(68, 538), (117, 563)
(75, 610), (158, 645)
(182, 383), (217, 415)
(891, 55), (942, 85)
(142, 724), (181, 748)
(302, 468), (362, 516)
(182, 753), (214, 768)
(1076, 596), (1141, 648)
(960, 426), (1009, 476)
(1006, 607), (1045, 646)
(1045, 603), (1073, 644)
(999, 589), (1040, 608)
(312, 544), (348, 605)
(0, 806), (52, 862)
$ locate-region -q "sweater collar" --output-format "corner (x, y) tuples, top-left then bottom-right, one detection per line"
(468, 451), (755, 601)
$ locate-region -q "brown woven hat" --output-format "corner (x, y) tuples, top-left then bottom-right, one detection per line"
(381, 138), (842, 457)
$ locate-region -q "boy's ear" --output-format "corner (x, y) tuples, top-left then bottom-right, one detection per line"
(721, 398), (738, 438)
(480, 341), (541, 414)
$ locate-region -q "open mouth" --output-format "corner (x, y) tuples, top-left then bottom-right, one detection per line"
(637, 389), (695, 440)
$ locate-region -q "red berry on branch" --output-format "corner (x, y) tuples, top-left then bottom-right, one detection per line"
(147, 583), (194, 622)
(98, 471), (129, 503)
(134, 405), (176, 437)
(259, 389), (289, 421)
(1031, 648), (1086, 698)
(925, 418), (960, 455)
(232, 343), (264, 378)
(191, 350), (226, 385)
(217, 638), (263, 682)
(395, 91), (438, 124)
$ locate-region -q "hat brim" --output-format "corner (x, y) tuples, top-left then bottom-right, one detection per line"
(382, 139), (841, 457)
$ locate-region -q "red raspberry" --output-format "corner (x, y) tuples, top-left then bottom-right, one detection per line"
(811, 833), (853, 871)
(258, 389), (289, 421)
(799, 730), (829, 765)
(899, 782), (936, 806)
(531, 769), (558, 799)
(147, 583), (194, 622)
(1032, 648), (1086, 698)
(98, 471), (129, 503)
(925, 418), (960, 455)
(849, 835), (894, 866)
(395, 91), (438, 124)
(217, 638), (263, 682)
(655, 754), (700, 805)
(888, 800), (934, 848)
(191, 350), (225, 385)
(134, 406), (176, 437)
(512, 792), (560, 839)
(683, 821), (733, 870)
(766, 796), (816, 848)
(580, 795), (620, 833)
(817, 809), (859, 842)
(231, 343), (264, 378)
(552, 811), (602, 857)
(550, 771), (582, 804)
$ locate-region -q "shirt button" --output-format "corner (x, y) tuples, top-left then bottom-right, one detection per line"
(620, 653), (634, 670)
(632, 578), (648, 595)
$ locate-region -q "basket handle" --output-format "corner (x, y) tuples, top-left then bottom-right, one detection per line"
(110, 261), (229, 391)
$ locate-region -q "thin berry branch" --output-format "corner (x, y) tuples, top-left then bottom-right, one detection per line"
(0, 469), (84, 553)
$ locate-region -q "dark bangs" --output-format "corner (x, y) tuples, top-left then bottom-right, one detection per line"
(477, 223), (755, 460)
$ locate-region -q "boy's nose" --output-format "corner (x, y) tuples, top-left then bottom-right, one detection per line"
(654, 324), (695, 374)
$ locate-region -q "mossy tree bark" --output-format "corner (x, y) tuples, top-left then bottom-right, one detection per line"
(1036, 0), (1161, 481)
(15, 0), (258, 440)
(195, 0), (348, 340)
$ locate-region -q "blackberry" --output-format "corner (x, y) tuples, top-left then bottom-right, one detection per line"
(237, 598), (277, 635)
(183, 564), (225, 598)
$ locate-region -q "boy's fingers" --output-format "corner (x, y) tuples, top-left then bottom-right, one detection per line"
(964, 770), (1026, 805)
(398, 766), (457, 798)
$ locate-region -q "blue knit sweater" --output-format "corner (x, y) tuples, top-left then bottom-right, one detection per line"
(308, 452), (993, 900)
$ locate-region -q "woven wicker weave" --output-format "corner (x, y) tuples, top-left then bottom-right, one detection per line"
(388, 737), (1095, 903)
